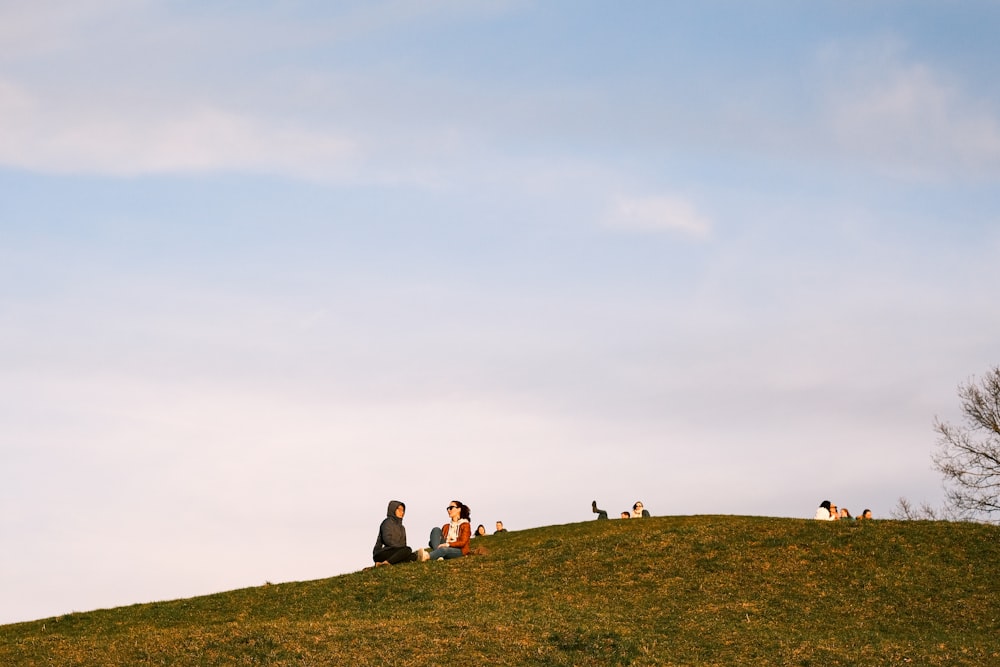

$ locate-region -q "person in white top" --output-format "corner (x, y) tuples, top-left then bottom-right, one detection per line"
(630, 501), (650, 518)
(814, 500), (836, 520)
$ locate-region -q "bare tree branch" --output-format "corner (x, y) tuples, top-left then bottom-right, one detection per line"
(931, 366), (1000, 522)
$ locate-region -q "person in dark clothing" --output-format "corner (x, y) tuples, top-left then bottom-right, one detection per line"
(373, 500), (420, 566)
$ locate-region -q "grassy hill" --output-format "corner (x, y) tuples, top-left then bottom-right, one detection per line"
(2, 516), (998, 666)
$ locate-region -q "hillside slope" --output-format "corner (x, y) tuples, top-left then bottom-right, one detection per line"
(2, 516), (998, 666)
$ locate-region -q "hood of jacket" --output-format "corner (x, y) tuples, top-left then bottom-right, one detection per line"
(386, 500), (405, 518)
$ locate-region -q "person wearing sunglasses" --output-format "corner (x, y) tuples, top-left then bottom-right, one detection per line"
(425, 501), (472, 561)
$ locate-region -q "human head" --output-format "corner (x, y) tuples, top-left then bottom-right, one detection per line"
(447, 500), (470, 521)
(476, 524), (486, 536)
(495, 521), (504, 530)
(840, 508), (851, 518)
(862, 509), (872, 519)
(387, 500), (405, 518)
(620, 511), (630, 519)
(819, 500), (831, 511)
(633, 501), (644, 512)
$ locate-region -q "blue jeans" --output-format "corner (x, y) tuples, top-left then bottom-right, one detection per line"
(427, 526), (463, 560)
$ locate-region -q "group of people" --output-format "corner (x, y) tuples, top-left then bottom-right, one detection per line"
(475, 521), (506, 537)
(377, 498), (874, 567)
(814, 500), (873, 521)
(372, 500), (506, 567)
(592, 500), (650, 520)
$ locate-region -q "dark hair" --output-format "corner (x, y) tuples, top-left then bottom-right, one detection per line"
(819, 500), (831, 510)
(476, 524), (486, 535)
(452, 500), (471, 521)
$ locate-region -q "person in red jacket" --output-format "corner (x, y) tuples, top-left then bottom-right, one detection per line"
(425, 500), (471, 561)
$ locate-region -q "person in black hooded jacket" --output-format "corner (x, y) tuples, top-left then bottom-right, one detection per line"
(373, 500), (420, 566)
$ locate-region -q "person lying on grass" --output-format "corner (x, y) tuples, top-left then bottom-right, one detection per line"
(631, 501), (650, 518)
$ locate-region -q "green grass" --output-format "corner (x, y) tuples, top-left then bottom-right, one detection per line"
(2, 516), (998, 665)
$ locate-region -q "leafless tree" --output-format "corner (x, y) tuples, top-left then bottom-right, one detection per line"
(890, 496), (952, 521)
(931, 366), (1000, 522)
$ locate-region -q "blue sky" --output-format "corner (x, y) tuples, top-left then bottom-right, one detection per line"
(2, 1), (999, 625)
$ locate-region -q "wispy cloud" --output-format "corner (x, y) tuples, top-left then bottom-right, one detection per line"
(0, 82), (356, 177)
(603, 194), (712, 238)
(821, 42), (1000, 181)
(0, 0), (141, 60)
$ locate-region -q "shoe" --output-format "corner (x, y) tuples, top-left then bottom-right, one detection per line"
(592, 500), (598, 513)
(417, 548), (430, 562)
(375, 560), (391, 567)
(436, 557), (444, 561)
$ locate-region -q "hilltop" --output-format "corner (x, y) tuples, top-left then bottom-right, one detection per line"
(2, 516), (998, 666)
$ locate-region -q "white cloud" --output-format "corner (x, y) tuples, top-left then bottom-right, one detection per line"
(603, 194), (712, 238)
(823, 48), (1000, 181)
(0, 0), (143, 60)
(0, 78), (356, 178)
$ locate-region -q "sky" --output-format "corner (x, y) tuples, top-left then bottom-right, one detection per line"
(2, 0), (999, 625)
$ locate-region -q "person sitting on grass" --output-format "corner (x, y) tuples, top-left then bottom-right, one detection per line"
(425, 500), (472, 561)
(373, 500), (419, 566)
(494, 520), (508, 534)
(859, 509), (873, 520)
(473, 524), (487, 537)
(631, 501), (650, 518)
(814, 500), (836, 521)
(839, 508), (854, 521)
